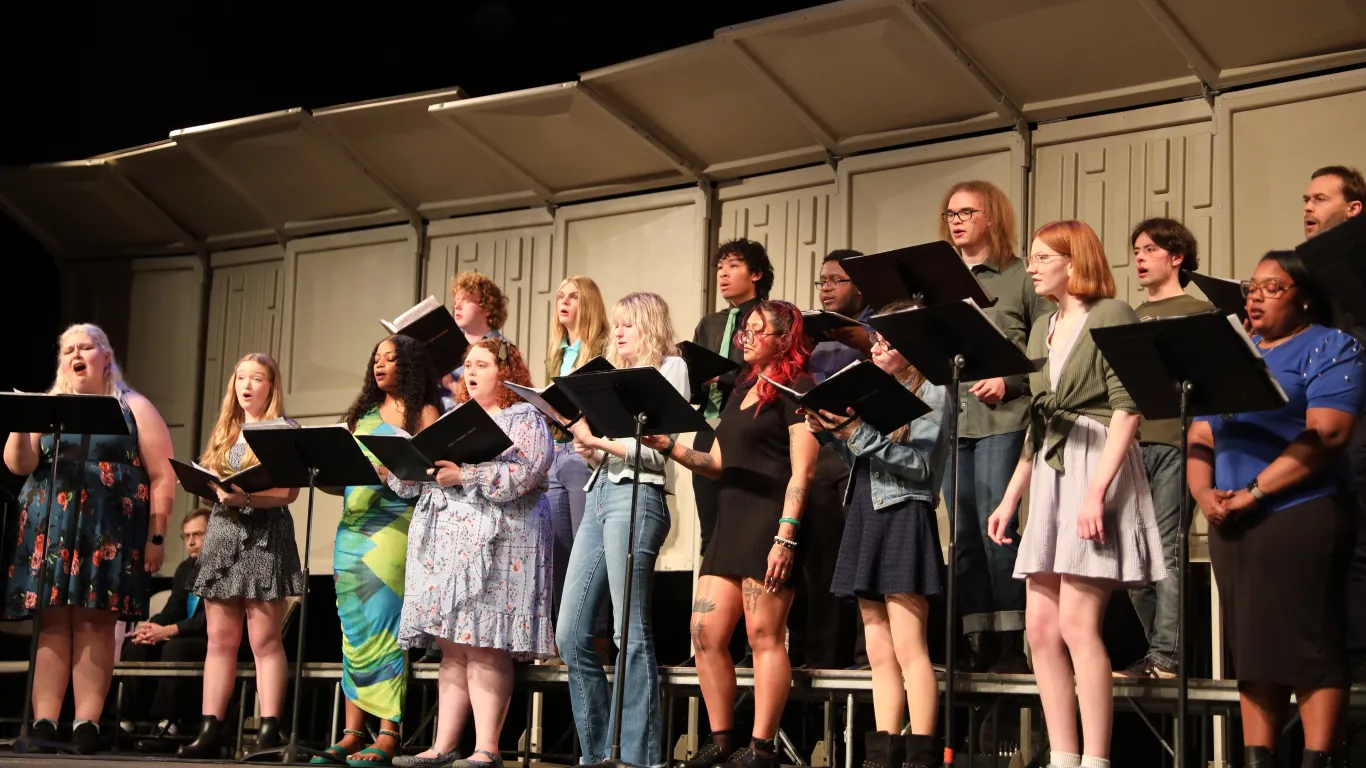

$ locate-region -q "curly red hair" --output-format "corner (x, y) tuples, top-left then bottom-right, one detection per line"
(736, 300), (811, 414)
(452, 338), (533, 410)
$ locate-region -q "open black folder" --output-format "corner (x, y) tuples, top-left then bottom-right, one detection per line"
(1297, 210), (1366, 333)
(503, 355), (614, 426)
(801, 310), (865, 339)
(554, 367), (710, 439)
(356, 400), (513, 482)
(841, 241), (994, 311)
(867, 300), (1037, 386)
(169, 459), (274, 502)
(241, 421), (379, 488)
(761, 360), (929, 435)
(381, 295), (469, 373)
(1184, 272), (1246, 322)
(676, 341), (740, 396)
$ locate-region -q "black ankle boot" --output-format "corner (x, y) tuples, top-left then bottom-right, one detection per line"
(177, 716), (225, 760)
(676, 731), (743, 768)
(26, 720), (59, 754)
(255, 716), (283, 750)
(1244, 746), (1275, 768)
(721, 740), (779, 768)
(903, 734), (940, 768)
(71, 721), (101, 755)
(1302, 748), (1331, 768)
(863, 732), (906, 768)
(988, 630), (1031, 674)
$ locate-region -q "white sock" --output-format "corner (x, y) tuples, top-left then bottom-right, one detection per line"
(73, 719), (99, 733)
(1080, 757), (1110, 768)
(119, 720), (135, 733)
(1050, 752), (1082, 768)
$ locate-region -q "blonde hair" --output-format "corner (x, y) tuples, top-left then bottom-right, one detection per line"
(49, 324), (133, 401)
(938, 180), (1019, 270)
(546, 276), (609, 379)
(199, 353), (287, 477)
(606, 293), (677, 370)
(1031, 220), (1116, 303)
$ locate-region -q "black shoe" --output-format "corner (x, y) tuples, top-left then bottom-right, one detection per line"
(676, 732), (744, 768)
(902, 734), (939, 768)
(1245, 746), (1275, 768)
(955, 632), (994, 673)
(988, 630), (1031, 674)
(177, 715), (226, 760)
(255, 716), (284, 750)
(420, 646), (443, 663)
(134, 721), (178, 754)
(25, 720), (59, 754)
(864, 732), (906, 768)
(1302, 748), (1331, 768)
(71, 722), (102, 755)
(720, 743), (778, 768)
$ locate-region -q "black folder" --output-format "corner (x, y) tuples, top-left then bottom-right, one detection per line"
(554, 367), (710, 439)
(0, 392), (128, 436)
(503, 355), (614, 426)
(1090, 313), (1287, 420)
(801, 310), (866, 339)
(168, 459), (275, 502)
(1184, 272), (1247, 322)
(1297, 211), (1366, 331)
(356, 400), (513, 481)
(761, 360), (929, 435)
(841, 241), (995, 311)
(380, 295), (469, 374)
(867, 301), (1037, 386)
(241, 421), (380, 488)
(675, 341), (740, 396)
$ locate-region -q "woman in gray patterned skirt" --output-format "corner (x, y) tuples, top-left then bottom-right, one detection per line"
(177, 353), (306, 759)
(987, 221), (1163, 768)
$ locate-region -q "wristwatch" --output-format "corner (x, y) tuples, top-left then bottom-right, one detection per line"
(149, 533), (164, 546)
(1246, 478), (1266, 501)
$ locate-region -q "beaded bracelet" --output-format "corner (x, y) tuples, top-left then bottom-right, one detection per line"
(773, 536), (798, 550)
(778, 517), (801, 528)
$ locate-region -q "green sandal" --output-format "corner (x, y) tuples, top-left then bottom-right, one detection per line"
(312, 728), (365, 765)
(346, 729), (400, 767)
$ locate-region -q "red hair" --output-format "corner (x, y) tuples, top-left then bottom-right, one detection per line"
(1031, 220), (1115, 303)
(452, 338), (533, 410)
(736, 300), (811, 414)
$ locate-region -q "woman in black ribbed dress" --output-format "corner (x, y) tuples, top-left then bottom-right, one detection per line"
(648, 300), (820, 768)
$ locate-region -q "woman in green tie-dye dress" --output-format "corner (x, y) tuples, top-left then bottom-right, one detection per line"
(327, 335), (440, 766)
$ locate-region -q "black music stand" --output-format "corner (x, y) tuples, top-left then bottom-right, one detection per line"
(0, 393), (127, 755)
(554, 368), (709, 768)
(867, 302), (1036, 765)
(241, 422), (381, 764)
(1092, 313), (1285, 768)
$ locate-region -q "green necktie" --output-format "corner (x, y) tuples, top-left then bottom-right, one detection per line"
(704, 307), (740, 419)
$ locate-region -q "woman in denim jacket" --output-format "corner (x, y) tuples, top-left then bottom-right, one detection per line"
(803, 300), (951, 768)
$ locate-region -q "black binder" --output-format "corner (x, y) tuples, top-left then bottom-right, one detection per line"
(1090, 312), (1287, 420)
(169, 459), (275, 502)
(1184, 272), (1247, 322)
(356, 400), (513, 482)
(867, 301), (1037, 386)
(554, 367), (710, 439)
(800, 310), (866, 339)
(503, 355), (614, 426)
(675, 341), (740, 396)
(241, 421), (379, 488)
(840, 241), (995, 311)
(0, 392), (128, 436)
(760, 360), (929, 435)
(380, 295), (469, 374)
(1297, 211), (1366, 332)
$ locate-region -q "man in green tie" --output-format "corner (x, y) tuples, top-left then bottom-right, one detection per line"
(689, 239), (773, 562)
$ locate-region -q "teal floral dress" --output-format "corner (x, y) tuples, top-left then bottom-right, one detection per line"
(5, 404), (151, 620)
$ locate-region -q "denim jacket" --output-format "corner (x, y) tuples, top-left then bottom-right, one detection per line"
(815, 380), (950, 510)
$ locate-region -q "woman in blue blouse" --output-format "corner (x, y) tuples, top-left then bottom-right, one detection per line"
(1189, 251), (1365, 768)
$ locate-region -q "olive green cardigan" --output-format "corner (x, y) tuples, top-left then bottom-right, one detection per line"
(1024, 298), (1140, 472)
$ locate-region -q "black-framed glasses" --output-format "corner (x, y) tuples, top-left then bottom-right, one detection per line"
(1240, 279), (1295, 299)
(941, 208), (982, 223)
(814, 277), (854, 289)
(734, 328), (780, 347)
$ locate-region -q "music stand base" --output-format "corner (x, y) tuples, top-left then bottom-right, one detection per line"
(0, 735), (78, 756)
(583, 759), (648, 768)
(243, 740), (347, 764)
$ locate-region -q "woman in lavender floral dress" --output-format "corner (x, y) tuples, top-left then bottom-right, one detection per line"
(385, 338), (554, 768)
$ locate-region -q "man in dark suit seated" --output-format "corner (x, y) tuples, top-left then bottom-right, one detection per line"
(117, 507), (209, 753)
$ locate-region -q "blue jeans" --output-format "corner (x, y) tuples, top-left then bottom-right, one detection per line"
(547, 444), (592, 623)
(1128, 444), (1184, 668)
(557, 478), (670, 767)
(945, 430), (1027, 633)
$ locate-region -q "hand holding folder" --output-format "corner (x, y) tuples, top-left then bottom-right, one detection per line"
(357, 400), (513, 482)
(380, 295), (469, 373)
(760, 360), (930, 435)
(169, 459), (274, 503)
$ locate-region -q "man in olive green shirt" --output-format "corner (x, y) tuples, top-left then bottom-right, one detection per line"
(1118, 218), (1213, 680)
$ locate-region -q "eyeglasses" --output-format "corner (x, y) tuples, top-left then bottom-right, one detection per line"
(941, 208), (983, 223)
(1026, 252), (1070, 268)
(1240, 279), (1295, 298)
(734, 328), (780, 347)
(814, 277), (854, 289)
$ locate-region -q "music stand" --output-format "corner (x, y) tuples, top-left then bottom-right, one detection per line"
(1092, 313), (1285, 768)
(554, 368), (709, 768)
(867, 302), (1036, 765)
(241, 423), (381, 764)
(0, 393), (127, 755)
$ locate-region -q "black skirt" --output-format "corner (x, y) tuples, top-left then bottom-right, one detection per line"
(1209, 494), (1355, 689)
(830, 464), (944, 601)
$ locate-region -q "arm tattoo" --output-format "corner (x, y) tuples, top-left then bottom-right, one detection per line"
(784, 485), (806, 511)
(677, 447), (715, 471)
(692, 598), (716, 614)
(689, 616), (706, 652)
(742, 579), (763, 613)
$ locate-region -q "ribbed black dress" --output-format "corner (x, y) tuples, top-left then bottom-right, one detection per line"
(700, 374), (812, 582)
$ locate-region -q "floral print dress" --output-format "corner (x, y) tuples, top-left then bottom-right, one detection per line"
(6, 404), (150, 620)
(387, 402), (556, 659)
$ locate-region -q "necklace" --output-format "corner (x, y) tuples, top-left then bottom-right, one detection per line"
(1257, 323), (1311, 350)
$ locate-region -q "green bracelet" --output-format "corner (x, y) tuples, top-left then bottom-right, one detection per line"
(779, 517), (802, 528)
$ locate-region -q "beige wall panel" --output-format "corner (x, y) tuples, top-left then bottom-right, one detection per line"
(1034, 120), (1217, 306)
(556, 189), (708, 572)
(200, 254), (287, 448)
(280, 227), (419, 419)
(715, 177), (835, 312)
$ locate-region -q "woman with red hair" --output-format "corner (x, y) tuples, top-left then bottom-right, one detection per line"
(649, 300), (820, 768)
(988, 220), (1163, 768)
